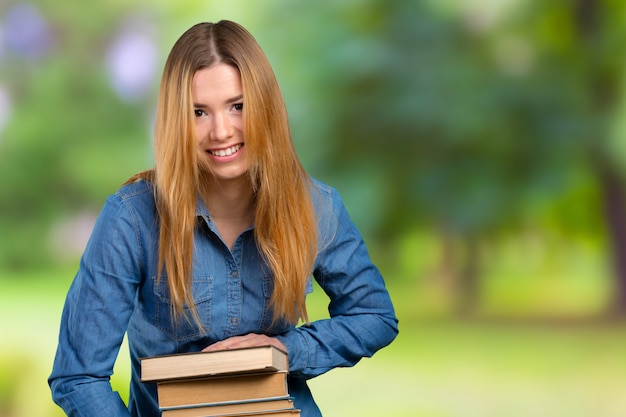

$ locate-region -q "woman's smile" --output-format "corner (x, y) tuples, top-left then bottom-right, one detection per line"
(208, 143), (244, 159)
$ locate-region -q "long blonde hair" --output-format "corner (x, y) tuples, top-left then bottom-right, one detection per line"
(128, 21), (317, 327)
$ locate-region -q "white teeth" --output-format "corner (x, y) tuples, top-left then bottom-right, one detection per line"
(210, 144), (241, 157)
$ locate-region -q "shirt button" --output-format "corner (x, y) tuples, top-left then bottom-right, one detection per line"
(230, 317), (239, 325)
(229, 270), (239, 278)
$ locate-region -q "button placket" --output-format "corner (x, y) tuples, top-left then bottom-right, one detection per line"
(225, 241), (242, 337)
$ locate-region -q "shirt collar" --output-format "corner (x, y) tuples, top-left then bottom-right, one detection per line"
(195, 194), (211, 218)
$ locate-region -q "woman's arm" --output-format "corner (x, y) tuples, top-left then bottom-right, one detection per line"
(48, 192), (143, 417)
(276, 185), (399, 378)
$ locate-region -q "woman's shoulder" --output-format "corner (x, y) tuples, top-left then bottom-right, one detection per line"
(308, 176), (343, 209)
(308, 176), (349, 238)
(115, 177), (155, 199)
(106, 177), (156, 214)
(308, 176), (359, 255)
(309, 176), (338, 200)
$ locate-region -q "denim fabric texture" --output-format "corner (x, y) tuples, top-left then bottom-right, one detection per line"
(49, 178), (398, 417)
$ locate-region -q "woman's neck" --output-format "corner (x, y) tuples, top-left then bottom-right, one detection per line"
(200, 176), (255, 249)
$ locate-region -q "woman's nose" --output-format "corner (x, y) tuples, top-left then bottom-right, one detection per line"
(210, 112), (233, 140)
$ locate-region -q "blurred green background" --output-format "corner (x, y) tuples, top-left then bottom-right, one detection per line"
(2, 0), (626, 416)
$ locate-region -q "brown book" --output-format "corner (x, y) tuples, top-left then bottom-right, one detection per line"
(188, 411), (300, 417)
(161, 398), (295, 417)
(157, 371), (289, 408)
(205, 411), (300, 417)
(141, 345), (288, 382)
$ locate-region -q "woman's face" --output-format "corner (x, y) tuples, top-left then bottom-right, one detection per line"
(192, 63), (247, 183)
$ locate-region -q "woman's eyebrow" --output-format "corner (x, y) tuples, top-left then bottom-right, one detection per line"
(225, 94), (244, 104)
(193, 95), (243, 108)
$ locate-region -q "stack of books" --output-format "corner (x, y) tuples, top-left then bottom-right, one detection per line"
(140, 345), (300, 417)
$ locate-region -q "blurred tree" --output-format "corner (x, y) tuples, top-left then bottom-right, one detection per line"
(1, 0), (624, 321)
(569, 0), (626, 315)
(0, 1), (157, 268)
(264, 0), (620, 315)
(0, 1), (268, 269)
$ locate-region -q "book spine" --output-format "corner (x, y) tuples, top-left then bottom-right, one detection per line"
(159, 396), (294, 411)
(157, 371), (289, 408)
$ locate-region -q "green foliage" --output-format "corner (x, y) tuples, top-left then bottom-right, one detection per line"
(0, 1), (153, 268)
(259, 0), (611, 244)
(1, 0), (625, 303)
(253, 0), (626, 316)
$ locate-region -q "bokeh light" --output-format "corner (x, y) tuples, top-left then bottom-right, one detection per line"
(2, 3), (53, 59)
(106, 16), (158, 102)
(0, 85), (11, 138)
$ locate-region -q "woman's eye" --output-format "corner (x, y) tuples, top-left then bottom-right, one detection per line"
(194, 109), (205, 117)
(232, 103), (243, 112)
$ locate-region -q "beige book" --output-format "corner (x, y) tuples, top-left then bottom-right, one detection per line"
(141, 345), (288, 382)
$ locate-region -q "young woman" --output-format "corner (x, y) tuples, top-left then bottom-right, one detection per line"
(49, 20), (398, 417)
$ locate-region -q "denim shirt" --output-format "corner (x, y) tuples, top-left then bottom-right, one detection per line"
(49, 178), (398, 417)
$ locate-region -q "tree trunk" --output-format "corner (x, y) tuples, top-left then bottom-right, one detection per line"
(458, 234), (480, 317)
(597, 164), (626, 316)
(437, 230), (481, 317)
(575, 0), (626, 316)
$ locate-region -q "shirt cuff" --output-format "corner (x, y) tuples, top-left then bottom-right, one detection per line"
(276, 328), (309, 374)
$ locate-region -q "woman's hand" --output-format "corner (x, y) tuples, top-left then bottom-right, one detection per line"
(202, 333), (287, 353)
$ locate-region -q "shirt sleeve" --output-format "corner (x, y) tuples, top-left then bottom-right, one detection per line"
(48, 193), (143, 417)
(276, 186), (399, 378)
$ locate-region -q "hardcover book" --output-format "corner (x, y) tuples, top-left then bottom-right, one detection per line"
(160, 398), (296, 417)
(157, 371), (289, 408)
(141, 345), (288, 382)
